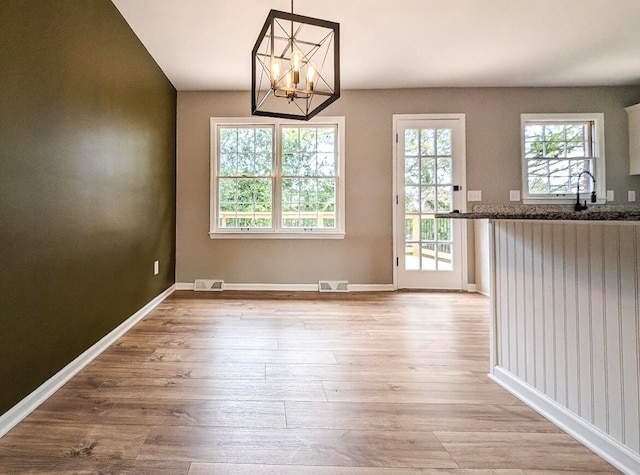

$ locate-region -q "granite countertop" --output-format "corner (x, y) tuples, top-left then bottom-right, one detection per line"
(435, 205), (640, 221)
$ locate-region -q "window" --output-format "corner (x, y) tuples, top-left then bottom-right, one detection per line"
(521, 113), (605, 204)
(210, 117), (345, 238)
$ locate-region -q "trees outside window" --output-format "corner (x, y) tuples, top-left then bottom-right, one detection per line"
(210, 117), (345, 238)
(521, 113), (605, 204)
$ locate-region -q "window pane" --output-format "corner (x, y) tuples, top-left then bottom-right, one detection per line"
(524, 124), (543, 141)
(524, 141), (543, 159)
(299, 128), (317, 152)
(282, 178), (298, 203)
(437, 186), (452, 212)
(421, 243), (437, 270)
(218, 177), (272, 228)
(405, 129), (419, 156)
(219, 178), (237, 202)
(421, 158), (435, 184)
(544, 124), (564, 139)
(219, 128), (238, 153)
(317, 153), (336, 176)
(405, 242), (420, 270)
(436, 158), (452, 184)
(406, 158), (420, 184)
(254, 153), (272, 176)
(317, 128), (335, 153)
(421, 129), (436, 156)
(437, 218), (452, 241)
(255, 128), (273, 152)
(436, 129), (452, 156)
(282, 153), (298, 176)
(219, 153), (236, 176)
(282, 128), (298, 153)
(437, 243), (453, 270)
(318, 179), (336, 205)
(421, 186), (436, 213)
(405, 186), (420, 213)
(543, 141), (564, 158)
(421, 217), (435, 241)
(566, 141), (586, 158)
(566, 124), (585, 142)
(405, 217), (416, 241)
(218, 127), (273, 178)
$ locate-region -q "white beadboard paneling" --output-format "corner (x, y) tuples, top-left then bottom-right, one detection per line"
(507, 222), (518, 372)
(523, 223), (536, 386)
(553, 224), (567, 406)
(515, 222), (526, 378)
(564, 223), (580, 415)
(542, 223), (556, 398)
(576, 223), (594, 423)
(620, 227), (640, 453)
(532, 223), (545, 390)
(603, 225), (623, 443)
(491, 220), (640, 470)
(589, 225), (608, 431)
(497, 221), (510, 367)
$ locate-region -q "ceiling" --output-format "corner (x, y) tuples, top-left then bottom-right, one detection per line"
(111, 0), (640, 91)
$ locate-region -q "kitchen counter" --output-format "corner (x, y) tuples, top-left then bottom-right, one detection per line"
(484, 217), (640, 473)
(435, 204), (640, 221)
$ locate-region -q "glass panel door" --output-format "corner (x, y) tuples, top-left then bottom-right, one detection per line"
(395, 116), (465, 289)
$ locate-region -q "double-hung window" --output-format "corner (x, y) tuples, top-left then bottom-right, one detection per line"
(210, 117), (345, 238)
(521, 113), (605, 204)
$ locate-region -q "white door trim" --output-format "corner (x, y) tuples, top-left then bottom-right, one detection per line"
(392, 113), (468, 290)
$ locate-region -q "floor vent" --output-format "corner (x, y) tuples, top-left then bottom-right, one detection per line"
(318, 280), (349, 292)
(194, 279), (224, 291)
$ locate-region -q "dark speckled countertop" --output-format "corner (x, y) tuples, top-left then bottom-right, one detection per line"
(435, 205), (640, 221)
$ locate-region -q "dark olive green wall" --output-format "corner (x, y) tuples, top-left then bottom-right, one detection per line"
(0, 0), (176, 414)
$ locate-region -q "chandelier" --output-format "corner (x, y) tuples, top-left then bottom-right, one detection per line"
(251, 1), (340, 121)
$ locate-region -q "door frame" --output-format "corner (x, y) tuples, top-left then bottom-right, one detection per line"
(392, 113), (469, 290)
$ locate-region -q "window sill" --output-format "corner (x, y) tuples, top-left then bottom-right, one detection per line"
(209, 231), (346, 240)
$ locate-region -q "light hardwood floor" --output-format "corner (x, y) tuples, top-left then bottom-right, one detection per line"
(0, 291), (621, 474)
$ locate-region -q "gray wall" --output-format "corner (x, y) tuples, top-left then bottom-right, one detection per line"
(0, 0), (176, 415)
(177, 88), (640, 285)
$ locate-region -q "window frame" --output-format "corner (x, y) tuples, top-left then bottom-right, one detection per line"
(520, 113), (606, 205)
(209, 116), (346, 239)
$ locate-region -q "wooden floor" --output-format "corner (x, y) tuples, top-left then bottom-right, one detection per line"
(0, 291), (620, 474)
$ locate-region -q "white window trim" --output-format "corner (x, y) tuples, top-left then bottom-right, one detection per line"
(209, 116), (346, 239)
(521, 113), (606, 205)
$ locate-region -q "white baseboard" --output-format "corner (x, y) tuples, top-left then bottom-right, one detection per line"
(176, 282), (395, 292)
(347, 284), (395, 292)
(490, 366), (640, 475)
(0, 284), (176, 438)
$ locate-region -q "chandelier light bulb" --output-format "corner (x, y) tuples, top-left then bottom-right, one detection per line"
(285, 70), (293, 89)
(291, 50), (303, 72)
(306, 62), (316, 91)
(271, 58), (281, 85)
(291, 50), (303, 85)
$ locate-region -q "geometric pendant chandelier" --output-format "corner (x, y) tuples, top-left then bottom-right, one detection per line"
(251, 2), (340, 121)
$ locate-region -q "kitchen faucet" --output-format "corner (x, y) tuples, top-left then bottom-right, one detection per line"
(574, 170), (597, 211)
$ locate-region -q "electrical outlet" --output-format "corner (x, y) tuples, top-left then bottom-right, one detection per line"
(154, 260), (159, 275)
(509, 190), (520, 202)
(629, 191), (636, 202)
(467, 190), (482, 202)
(606, 190), (614, 201)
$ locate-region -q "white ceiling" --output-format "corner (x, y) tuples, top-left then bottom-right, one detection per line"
(111, 0), (640, 91)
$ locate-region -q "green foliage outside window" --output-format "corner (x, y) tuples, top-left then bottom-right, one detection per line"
(216, 125), (338, 230)
(524, 122), (594, 195)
